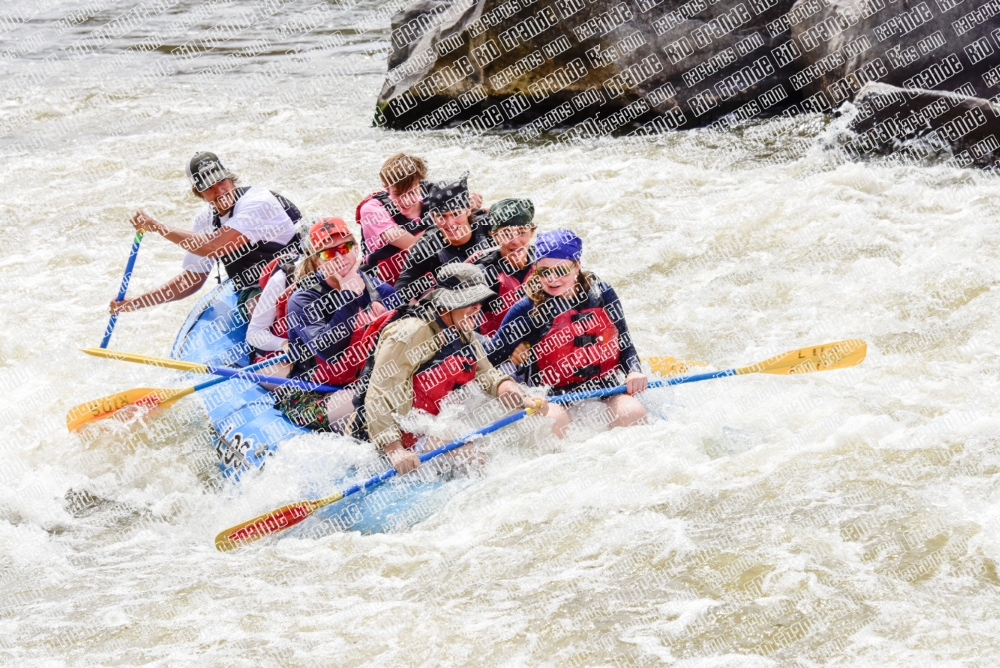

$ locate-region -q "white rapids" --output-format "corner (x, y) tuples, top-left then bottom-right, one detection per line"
(2, 0), (1000, 664)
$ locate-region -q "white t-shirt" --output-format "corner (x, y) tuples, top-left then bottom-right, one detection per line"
(246, 268), (288, 352)
(182, 186), (297, 274)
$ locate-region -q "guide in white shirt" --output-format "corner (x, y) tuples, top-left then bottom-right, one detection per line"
(110, 152), (302, 315)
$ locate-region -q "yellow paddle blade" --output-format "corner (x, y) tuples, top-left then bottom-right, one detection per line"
(215, 491), (343, 552)
(645, 356), (708, 377)
(80, 347), (210, 374)
(735, 339), (867, 376)
(66, 386), (194, 431)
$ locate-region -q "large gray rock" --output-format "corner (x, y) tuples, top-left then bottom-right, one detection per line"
(844, 82), (1000, 168)
(375, 0), (1000, 166)
(376, 0), (807, 136)
(785, 0), (1000, 168)
(788, 0), (999, 110)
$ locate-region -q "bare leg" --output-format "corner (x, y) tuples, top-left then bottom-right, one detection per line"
(604, 394), (647, 429)
(257, 360), (293, 391)
(545, 402), (571, 438)
(325, 389), (357, 434)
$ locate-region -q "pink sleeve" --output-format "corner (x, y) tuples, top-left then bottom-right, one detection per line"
(358, 198), (398, 254)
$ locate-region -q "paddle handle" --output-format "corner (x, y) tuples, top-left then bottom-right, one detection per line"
(191, 354), (289, 392)
(100, 230), (144, 349)
(549, 368), (738, 404)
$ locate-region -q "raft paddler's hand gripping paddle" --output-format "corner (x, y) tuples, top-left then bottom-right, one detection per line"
(214, 407), (541, 551)
(100, 230), (143, 349)
(551, 339), (868, 404)
(213, 339), (866, 552)
(66, 350), (305, 431)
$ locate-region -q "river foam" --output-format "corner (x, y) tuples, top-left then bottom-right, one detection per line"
(2, 0), (1000, 663)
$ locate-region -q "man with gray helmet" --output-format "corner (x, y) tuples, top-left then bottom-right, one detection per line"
(111, 151), (301, 315)
(350, 263), (549, 474)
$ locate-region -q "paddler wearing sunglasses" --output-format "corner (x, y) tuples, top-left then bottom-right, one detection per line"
(392, 174), (494, 304)
(473, 198), (537, 337)
(486, 229), (648, 435)
(346, 263), (549, 475)
(276, 217), (400, 433)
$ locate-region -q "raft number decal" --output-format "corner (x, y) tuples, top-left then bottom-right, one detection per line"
(215, 427), (254, 472)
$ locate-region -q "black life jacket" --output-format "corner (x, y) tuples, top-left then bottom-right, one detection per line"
(395, 219), (494, 302)
(210, 186), (302, 291)
(356, 181), (432, 284)
(431, 214), (492, 266)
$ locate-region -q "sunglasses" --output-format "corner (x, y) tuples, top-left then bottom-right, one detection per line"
(534, 262), (577, 279)
(318, 241), (355, 261)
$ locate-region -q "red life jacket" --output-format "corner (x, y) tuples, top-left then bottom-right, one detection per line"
(310, 308), (396, 386)
(534, 297), (620, 388)
(412, 351), (478, 415)
(480, 265), (533, 336)
(271, 285), (295, 339)
(355, 186), (429, 286)
(259, 258), (281, 290)
(307, 273), (393, 386)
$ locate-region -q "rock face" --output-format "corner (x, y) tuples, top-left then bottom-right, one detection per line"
(788, 0), (996, 110)
(787, 0), (1000, 168)
(377, 0), (804, 137)
(845, 82), (1000, 168)
(375, 0), (1000, 165)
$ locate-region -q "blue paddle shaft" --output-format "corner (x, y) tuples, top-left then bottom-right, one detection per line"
(204, 363), (341, 393)
(303, 367), (740, 514)
(337, 409), (534, 500)
(315, 369), (744, 506)
(191, 354), (290, 393)
(550, 368), (738, 404)
(100, 231), (144, 349)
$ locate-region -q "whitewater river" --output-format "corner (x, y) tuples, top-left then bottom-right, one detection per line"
(4, 1), (1000, 664)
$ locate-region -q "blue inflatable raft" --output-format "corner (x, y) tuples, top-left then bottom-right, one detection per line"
(169, 281), (452, 535)
(170, 281), (308, 478)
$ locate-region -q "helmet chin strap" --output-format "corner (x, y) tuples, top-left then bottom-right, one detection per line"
(438, 305), (479, 331)
(438, 308), (456, 328)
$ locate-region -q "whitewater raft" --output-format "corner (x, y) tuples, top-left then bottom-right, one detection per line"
(170, 281), (307, 478)
(170, 280), (451, 535)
